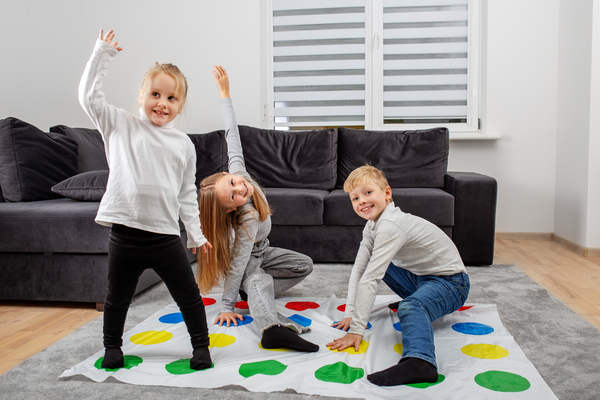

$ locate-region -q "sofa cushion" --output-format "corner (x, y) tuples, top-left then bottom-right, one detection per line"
(239, 126), (338, 190)
(336, 127), (449, 189)
(0, 198), (110, 253)
(51, 170), (108, 201)
(264, 188), (328, 226)
(0, 117), (79, 202)
(324, 188), (454, 227)
(49, 125), (109, 173)
(188, 130), (228, 184)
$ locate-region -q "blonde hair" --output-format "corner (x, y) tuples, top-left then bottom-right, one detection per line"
(196, 172), (272, 294)
(140, 62), (188, 106)
(343, 165), (389, 193)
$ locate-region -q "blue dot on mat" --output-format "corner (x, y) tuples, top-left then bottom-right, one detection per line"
(235, 315), (254, 327)
(159, 312), (184, 324)
(289, 314), (312, 327)
(452, 322), (494, 335)
(393, 322), (402, 332)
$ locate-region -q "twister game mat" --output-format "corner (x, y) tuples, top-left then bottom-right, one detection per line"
(60, 295), (557, 400)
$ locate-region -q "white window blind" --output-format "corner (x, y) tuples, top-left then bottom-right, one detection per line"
(269, 0), (480, 133)
(382, 0), (470, 124)
(272, 0), (366, 128)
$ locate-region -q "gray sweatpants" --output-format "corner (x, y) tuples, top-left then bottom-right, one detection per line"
(239, 238), (313, 336)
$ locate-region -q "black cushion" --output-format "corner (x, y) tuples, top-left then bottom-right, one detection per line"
(238, 126), (338, 190)
(49, 125), (109, 173)
(264, 188), (328, 226)
(188, 130), (228, 184)
(0, 117), (78, 202)
(324, 188), (454, 227)
(51, 170), (108, 201)
(336, 127), (449, 189)
(0, 198), (109, 253)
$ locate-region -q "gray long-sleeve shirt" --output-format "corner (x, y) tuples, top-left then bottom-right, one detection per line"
(345, 201), (466, 335)
(219, 98), (271, 313)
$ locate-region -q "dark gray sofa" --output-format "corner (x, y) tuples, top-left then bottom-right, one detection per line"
(0, 117), (497, 309)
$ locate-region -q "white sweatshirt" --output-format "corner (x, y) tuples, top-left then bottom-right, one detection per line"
(345, 202), (466, 335)
(78, 39), (206, 248)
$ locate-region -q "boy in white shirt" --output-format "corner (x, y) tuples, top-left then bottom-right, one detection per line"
(327, 165), (470, 386)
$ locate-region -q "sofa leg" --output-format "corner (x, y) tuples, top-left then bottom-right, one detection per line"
(96, 302), (105, 312)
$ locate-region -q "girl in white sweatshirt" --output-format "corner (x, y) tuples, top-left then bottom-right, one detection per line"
(79, 29), (212, 370)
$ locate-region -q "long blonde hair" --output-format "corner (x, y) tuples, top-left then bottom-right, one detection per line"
(196, 172), (272, 294)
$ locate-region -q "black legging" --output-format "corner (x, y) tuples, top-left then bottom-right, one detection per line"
(103, 224), (209, 351)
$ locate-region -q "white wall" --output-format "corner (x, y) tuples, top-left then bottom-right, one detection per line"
(0, 0), (263, 133)
(1, 0), (597, 244)
(554, 0), (599, 248)
(587, 0), (600, 247)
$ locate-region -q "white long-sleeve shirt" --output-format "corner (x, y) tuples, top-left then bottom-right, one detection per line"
(345, 202), (466, 335)
(78, 39), (206, 248)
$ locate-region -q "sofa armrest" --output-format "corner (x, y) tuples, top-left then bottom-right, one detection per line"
(444, 172), (497, 265)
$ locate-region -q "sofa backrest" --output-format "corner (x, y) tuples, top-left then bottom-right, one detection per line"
(336, 127), (449, 189)
(188, 130), (228, 185)
(238, 126), (338, 190)
(0, 118), (79, 202)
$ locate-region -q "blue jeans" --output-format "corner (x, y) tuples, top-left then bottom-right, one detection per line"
(382, 264), (470, 368)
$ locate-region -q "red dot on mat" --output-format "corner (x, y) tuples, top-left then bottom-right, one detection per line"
(235, 301), (249, 309)
(337, 304), (346, 312)
(285, 301), (320, 311)
(202, 298), (216, 306)
(458, 306), (474, 311)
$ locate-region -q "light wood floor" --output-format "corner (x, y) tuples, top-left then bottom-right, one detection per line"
(1, 237), (600, 376)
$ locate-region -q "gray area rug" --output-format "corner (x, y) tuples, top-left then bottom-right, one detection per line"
(0, 264), (599, 399)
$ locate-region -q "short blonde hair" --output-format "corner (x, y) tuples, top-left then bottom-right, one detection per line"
(343, 165), (389, 193)
(140, 62), (188, 107)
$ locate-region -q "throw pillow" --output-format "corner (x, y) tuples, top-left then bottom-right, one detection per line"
(238, 126), (338, 190)
(188, 130), (228, 184)
(0, 117), (79, 202)
(51, 170), (108, 201)
(49, 125), (109, 173)
(336, 127), (449, 189)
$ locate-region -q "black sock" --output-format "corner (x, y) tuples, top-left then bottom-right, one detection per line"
(190, 347), (212, 370)
(367, 357), (438, 386)
(101, 348), (124, 369)
(261, 325), (319, 352)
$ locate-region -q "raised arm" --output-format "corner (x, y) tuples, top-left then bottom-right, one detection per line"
(78, 29), (126, 136)
(213, 66), (245, 175)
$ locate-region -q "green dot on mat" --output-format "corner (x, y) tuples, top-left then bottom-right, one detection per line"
(239, 359), (288, 378)
(315, 361), (364, 384)
(94, 355), (143, 371)
(165, 358), (214, 374)
(475, 370), (531, 392)
(406, 374), (446, 388)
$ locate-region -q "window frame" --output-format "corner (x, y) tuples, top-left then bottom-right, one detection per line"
(262, 0), (493, 139)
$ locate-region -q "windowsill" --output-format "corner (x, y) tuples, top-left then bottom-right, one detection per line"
(450, 131), (502, 141)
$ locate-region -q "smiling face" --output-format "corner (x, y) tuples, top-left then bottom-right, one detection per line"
(139, 72), (182, 125)
(215, 173), (255, 213)
(349, 183), (392, 221)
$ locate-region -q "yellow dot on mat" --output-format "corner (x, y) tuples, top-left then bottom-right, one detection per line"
(393, 343), (403, 354)
(130, 330), (173, 345)
(328, 340), (369, 355)
(461, 343), (509, 359)
(258, 343), (291, 352)
(209, 333), (236, 348)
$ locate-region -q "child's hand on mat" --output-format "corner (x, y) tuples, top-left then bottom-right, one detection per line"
(212, 65), (230, 99)
(99, 29), (123, 51)
(214, 312), (244, 327)
(192, 241), (213, 255)
(327, 333), (363, 352)
(331, 317), (352, 331)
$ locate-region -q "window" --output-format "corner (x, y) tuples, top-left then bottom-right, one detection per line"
(266, 0), (482, 136)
